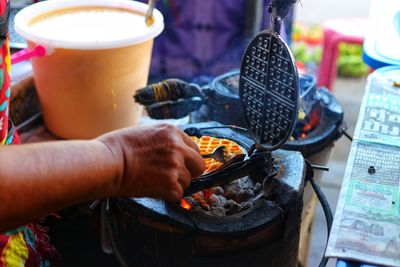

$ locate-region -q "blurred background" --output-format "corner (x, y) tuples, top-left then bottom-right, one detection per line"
(294, 0), (371, 266)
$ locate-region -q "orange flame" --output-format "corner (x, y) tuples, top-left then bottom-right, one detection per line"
(180, 199), (192, 210)
(300, 109), (321, 139)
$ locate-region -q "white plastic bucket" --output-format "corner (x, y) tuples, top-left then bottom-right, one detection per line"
(15, 0), (164, 139)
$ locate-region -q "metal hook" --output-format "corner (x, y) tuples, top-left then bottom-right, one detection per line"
(268, 4), (282, 34)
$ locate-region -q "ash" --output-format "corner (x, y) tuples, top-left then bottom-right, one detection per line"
(183, 176), (263, 216)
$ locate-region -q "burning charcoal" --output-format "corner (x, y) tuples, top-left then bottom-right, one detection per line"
(185, 197), (201, 209)
(236, 178), (256, 189)
(192, 191), (212, 211)
(239, 202), (253, 211)
(201, 204), (211, 211)
(230, 177), (247, 188)
(205, 187), (224, 196)
(208, 194), (222, 208)
(223, 184), (240, 199)
(215, 194), (229, 206)
(191, 206), (202, 212)
(224, 200), (241, 215)
(210, 207), (226, 217)
(213, 186), (224, 195)
(223, 199), (236, 209)
(236, 188), (255, 203)
(253, 182), (263, 195)
(244, 188), (255, 197)
(184, 174), (261, 215)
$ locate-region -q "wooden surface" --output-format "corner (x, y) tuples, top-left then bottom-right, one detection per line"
(299, 194), (318, 267)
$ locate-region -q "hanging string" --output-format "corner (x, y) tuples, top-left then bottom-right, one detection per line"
(271, 0), (299, 19)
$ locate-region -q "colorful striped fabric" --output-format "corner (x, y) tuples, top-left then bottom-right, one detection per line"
(0, 38), (10, 146)
(0, 0), (10, 145)
(0, 1), (59, 266)
(1, 223), (59, 267)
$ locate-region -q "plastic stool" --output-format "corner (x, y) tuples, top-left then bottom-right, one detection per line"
(317, 18), (367, 90)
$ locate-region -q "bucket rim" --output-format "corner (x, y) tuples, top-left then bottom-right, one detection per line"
(14, 0), (164, 50)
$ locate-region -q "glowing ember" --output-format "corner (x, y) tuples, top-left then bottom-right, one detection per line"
(180, 198), (192, 210)
(293, 108), (321, 139)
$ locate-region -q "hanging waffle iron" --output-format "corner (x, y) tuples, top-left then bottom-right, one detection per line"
(183, 5), (300, 196)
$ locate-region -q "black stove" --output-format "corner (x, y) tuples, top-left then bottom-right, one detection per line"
(105, 122), (306, 267)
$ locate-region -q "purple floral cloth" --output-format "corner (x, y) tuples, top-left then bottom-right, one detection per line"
(142, 0), (288, 81)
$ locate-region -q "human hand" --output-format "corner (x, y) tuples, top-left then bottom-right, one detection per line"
(97, 124), (205, 202)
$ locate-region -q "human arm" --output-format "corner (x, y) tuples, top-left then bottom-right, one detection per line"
(0, 124), (205, 232)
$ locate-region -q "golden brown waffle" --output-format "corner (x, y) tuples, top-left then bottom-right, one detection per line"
(191, 136), (246, 174)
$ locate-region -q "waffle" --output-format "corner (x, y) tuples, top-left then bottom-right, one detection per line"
(191, 136), (246, 174)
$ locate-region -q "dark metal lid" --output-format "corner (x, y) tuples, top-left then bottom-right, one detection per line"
(239, 30), (299, 150)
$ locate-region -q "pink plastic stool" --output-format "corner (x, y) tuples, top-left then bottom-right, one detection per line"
(317, 18), (367, 90)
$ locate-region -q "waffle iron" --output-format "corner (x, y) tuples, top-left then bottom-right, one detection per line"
(183, 5), (299, 196)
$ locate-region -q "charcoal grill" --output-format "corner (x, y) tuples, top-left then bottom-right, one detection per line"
(110, 4), (310, 267)
(105, 123), (307, 267)
(105, 14), (306, 266)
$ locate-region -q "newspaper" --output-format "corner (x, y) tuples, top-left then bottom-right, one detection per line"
(326, 69), (400, 267)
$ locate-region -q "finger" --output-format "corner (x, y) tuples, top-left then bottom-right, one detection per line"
(165, 185), (184, 203)
(177, 167), (192, 189)
(182, 147), (206, 178)
(150, 170), (182, 202)
(176, 130), (200, 152)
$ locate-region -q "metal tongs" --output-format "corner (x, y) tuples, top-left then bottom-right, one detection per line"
(184, 150), (276, 196)
(202, 146), (226, 163)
